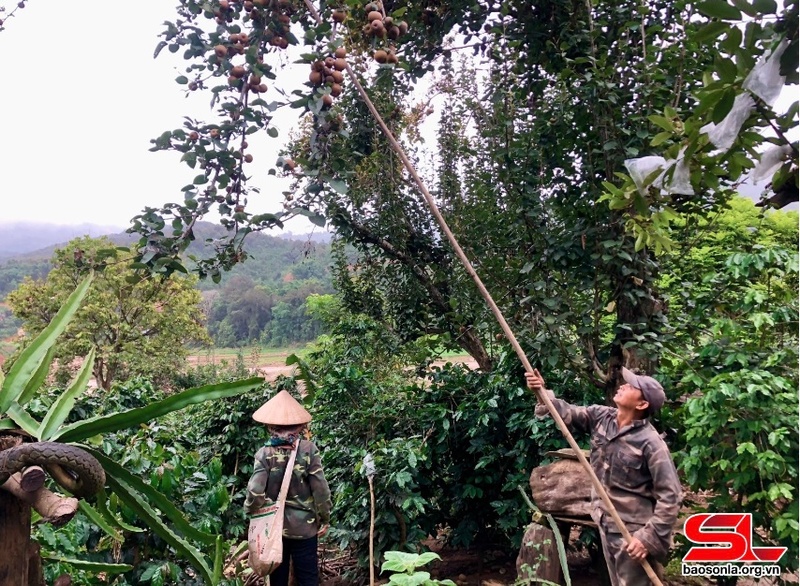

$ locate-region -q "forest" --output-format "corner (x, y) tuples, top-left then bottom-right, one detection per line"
(0, 224), (336, 349)
(0, 0), (797, 584)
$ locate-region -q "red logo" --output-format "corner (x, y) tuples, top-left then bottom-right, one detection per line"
(683, 513), (787, 563)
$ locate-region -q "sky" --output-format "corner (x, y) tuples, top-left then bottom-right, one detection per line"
(0, 0), (311, 232)
(0, 3), (795, 233)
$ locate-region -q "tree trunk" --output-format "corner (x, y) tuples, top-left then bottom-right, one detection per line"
(457, 328), (492, 371)
(516, 522), (563, 585)
(0, 490), (33, 586)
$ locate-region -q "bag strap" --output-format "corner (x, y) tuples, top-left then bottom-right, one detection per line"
(277, 441), (300, 504)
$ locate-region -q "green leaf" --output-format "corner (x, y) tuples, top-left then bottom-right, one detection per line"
(78, 499), (124, 543)
(6, 403), (40, 436)
(328, 179), (348, 195)
(696, 0), (742, 20)
(712, 89), (736, 122)
(694, 21), (730, 43)
(730, 0), (758, 16)
(0, 275), (93, 413)
(38, 348), (96, 440)
(752, 0), (777, 13)
(175, 75), (189, 85)
(91, 462), (215, 585)
(715, 57), (738, 83)
(414, 552), (440, 567)
(40, 556), (133, 574)
(86, 447), (218, 546)
(648, 115), (674, 132)
(268, 127), (279, 138)
(651, 132), (673, 146)
(52, 378), (263, 443)
(16, 345), (57, 407)
(212, 535), (224, 585)
(309, 213), (326, 227)
(89, 487), (146, 535)
(544, 511), (573, 586)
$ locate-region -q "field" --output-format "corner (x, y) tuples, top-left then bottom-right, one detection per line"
(187, 346), (476, 380)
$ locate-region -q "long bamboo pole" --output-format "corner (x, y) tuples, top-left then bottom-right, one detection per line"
(301, 4), (663, 584)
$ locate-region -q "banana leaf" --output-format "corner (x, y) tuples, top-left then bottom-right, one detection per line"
(52, 377), (264, 443)
(39, 348), (96, 440)
(0, 274), (93, 413)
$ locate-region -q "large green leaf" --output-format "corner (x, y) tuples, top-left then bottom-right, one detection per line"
(696, 0), (743, 19)
(91, 487), (145, 535)
(85, 448), (218, 546)
(78, 499), (124, 543)
(95, 460), (216, 585)
(52, 377), (263, 443)
(38, 348), (96, 440)
(213, 535), (224, 585)
(17, 345), (57, 407)
(6, 403), (40, 436)
(0, 274), (93, 414)
(40, 556), (133, 574)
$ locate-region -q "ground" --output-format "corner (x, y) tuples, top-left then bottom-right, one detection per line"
(318, 542), (796, 586)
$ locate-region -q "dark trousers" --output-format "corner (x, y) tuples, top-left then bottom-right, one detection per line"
(599, 528), (663, 586)
(269, 536), (319, 586)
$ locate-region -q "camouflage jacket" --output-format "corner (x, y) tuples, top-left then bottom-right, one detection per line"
(244, 438), (332, 539)
(541, 393), (682, 559)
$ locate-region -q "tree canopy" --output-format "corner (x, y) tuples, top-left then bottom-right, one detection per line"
(6, 237), (210, 389)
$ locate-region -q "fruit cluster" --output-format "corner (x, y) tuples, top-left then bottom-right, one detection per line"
(212, 0), (295, 50)
(207, 0), (299, 95)
(361, 1), (408, 64)
(308, 46), (348, 108)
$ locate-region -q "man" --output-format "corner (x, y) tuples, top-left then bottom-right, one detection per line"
(525, 367), (682, 586)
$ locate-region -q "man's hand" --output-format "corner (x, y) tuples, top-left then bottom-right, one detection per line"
(317, 524), (329, 537)
(525, 369), (553, 417)
(525, 369), (546, 393)
(625, 536), (650, 562)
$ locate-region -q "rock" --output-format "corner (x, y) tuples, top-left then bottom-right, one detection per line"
(529, 459), (592, 518)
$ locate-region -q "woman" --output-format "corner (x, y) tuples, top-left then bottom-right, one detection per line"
(245, 390), (332, 586)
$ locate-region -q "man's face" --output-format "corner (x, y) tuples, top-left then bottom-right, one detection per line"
(614, 382), (647, 412)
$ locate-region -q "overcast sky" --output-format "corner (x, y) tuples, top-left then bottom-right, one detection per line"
(0, 0), (309, 231)
(1, 3), (795, 232)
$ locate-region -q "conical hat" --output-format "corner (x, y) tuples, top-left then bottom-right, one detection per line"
(253, 390), (312, 425)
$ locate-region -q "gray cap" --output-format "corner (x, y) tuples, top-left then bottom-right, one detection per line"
(622, 367), (665, 414)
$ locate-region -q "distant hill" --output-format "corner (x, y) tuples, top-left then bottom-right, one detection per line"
(0, 221), (332, 260)
(0, 221), (335, 298)
(0, 222), (125, 259)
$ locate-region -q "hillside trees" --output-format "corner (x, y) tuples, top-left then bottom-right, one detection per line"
(6, 237), (210, 389)
(204, 273), (331, 346)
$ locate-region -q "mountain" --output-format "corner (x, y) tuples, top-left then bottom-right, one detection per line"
(0, 222), (125, 259)
(0, 221), (332, 260)
(0, 221), (335, 298)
